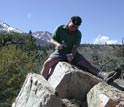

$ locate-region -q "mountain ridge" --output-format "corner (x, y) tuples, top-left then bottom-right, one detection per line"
(0, 21), (52, 45)
(0, 21), (23, 33)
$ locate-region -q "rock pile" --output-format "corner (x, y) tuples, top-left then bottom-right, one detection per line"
(12, 62), (124, 107)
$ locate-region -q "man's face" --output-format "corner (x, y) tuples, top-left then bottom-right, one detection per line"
(68, 21), (79, 31)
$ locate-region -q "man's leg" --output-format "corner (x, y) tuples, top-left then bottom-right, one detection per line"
(40, 58), (59, 79)
(73, 53), (120, 84)
(73, 53), (99, 75)
(77, 58), (99, 75)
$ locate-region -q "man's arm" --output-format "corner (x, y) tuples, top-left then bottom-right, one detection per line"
(50, 38), (63, 50)
(71, 45), (78, 56)
(66, 45), (78, 62)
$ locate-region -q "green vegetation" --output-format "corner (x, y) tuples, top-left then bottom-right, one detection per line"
(79, 44), (124, 72)
(0, 46), (33, 107)
(115, 45), (124, 57)
(0, 32), (53, 107)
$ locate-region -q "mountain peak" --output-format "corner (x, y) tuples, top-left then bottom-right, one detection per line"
(0, 21), (23, 33)
(32, 31), (52, 45)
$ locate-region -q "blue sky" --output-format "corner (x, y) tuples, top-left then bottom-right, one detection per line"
(0, 0), (124, 44)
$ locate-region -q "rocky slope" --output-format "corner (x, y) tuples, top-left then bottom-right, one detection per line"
(12, 62), (124, 107)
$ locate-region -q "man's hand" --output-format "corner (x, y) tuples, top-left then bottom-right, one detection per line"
(56, 43), (63, 50)
(50, 39), (63, 50)
(66, 53), (74, 63)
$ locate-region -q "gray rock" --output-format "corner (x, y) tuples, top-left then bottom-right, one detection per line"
(62, 99), (81, 107)
(48, 62), (101, 101)
(12, 73), (63, 107)
(87, 82), (124, 107)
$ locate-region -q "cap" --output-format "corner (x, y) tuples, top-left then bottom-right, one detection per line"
(71, 16), (82, 26)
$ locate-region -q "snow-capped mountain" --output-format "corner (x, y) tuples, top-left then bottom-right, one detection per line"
(33, 31), (52, 42)
(32, 31), (52, 45)
(0, 21), (52, 45)
(0, 21), (23, 33)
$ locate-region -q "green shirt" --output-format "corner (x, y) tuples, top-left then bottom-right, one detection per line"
(52, 25), (82, 53)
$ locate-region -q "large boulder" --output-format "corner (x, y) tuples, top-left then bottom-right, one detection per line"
(87, 82), (124, 107)
(48, 62), (101, 101)
(12, 73), (63, 107)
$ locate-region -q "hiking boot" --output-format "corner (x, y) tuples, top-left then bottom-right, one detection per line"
(98, 71), (118, 84)
(113, 65), (123, 79)
(105, 65), (123, 83)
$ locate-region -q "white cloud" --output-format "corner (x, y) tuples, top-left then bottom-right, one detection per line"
(93, 35), (118, 44)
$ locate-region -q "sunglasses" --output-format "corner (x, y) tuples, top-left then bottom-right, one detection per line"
(71, 24), (78, 29)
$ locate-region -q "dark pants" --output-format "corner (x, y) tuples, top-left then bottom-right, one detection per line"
(49, 51), (88, 66)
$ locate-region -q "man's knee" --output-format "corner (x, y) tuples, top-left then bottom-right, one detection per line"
(43, 60), (51, 68)
(43, 58), (59, 68)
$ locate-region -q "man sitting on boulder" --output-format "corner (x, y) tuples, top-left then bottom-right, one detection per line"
(40, 16), (119, 83)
